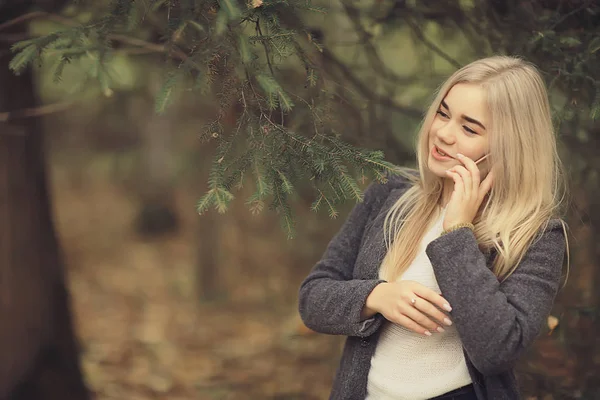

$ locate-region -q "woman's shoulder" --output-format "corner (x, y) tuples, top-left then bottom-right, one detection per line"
(386, 166), (420, 188)
(363, 166), (419, 202)
(538, 217), (568, 238)
(373, 166), (419, 190)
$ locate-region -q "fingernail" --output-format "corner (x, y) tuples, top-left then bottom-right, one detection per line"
(444, 318), (453, 326)
(443, 303), (452, 312)
(424, 331), (432, 337)
(437, 326), (445, 333)
(456, 153), (464, 158)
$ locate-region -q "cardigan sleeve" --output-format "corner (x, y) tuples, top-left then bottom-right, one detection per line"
(425, 219), (566, 376)
(297, 176), (402, 338)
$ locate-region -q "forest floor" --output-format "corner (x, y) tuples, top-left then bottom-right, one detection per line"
(51, 161), (343, 400)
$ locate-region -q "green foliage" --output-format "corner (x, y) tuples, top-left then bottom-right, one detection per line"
(7, 0), (600, 238)
(6, 0), (401, 238)
(155, 68), (182, 114)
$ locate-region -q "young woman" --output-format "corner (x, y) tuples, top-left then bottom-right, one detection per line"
(298, 56), (569, 400)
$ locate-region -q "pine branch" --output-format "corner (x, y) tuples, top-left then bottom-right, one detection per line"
(404, 16), (461, 69)
(0, 98), (78, 123)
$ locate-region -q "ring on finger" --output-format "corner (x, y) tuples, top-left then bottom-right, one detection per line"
(411, 298), (417, 306)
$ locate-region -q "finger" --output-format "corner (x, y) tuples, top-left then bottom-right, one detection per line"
(414, 299), (454, 328)
(450, 165), (472, 199)
(457, 153), (481, 191)
(394, 314), (433, 337)
(402, 305), (444, 333)
(396, 303), (440, 332)
(413, 285), (453, 314)
(445, 170), (464, 198)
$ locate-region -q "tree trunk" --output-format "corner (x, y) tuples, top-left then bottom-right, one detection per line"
(0, 14), (89, 400)
(133, 94), (179, 238)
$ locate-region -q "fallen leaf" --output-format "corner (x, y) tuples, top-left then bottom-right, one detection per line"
(547, 315), (559, 334)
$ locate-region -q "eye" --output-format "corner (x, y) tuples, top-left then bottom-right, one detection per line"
(436, 110), (449, 118)
(463, 126), (478, 135)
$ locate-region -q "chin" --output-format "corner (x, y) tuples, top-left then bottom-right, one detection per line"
(427, 155), (450, 178)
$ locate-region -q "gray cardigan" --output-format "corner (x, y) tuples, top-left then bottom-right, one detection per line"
(298, 171), (566, 400)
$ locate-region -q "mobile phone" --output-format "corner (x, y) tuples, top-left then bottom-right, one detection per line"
(474, 154), (489, 165)
(475, 154), (491, 179)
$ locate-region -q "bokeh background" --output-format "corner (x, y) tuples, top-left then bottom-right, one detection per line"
(1, 1), (599, 399)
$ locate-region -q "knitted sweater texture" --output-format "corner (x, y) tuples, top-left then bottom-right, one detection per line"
(298, 170), (566, 400)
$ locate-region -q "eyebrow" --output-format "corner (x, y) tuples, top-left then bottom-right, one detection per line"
(440, 100), (487, 131)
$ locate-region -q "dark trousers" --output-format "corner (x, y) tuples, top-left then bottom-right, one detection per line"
(428, 384), (478, 400)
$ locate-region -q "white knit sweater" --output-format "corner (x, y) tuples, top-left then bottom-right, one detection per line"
(365, 206), (472, 400)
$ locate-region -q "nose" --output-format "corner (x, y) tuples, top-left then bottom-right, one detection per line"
(436, 120), (457, 145)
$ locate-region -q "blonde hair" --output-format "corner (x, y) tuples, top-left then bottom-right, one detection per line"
(379, 55), (570, 283)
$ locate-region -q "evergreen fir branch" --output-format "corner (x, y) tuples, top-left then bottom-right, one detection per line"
(248, 32), (296, 42)
(320, 189), (339, 219)
(238, 34), (254, 64)
(278, 208), (296, 238)
(8, 44), (37, 75)
(9, 30), (64, 73)
(96, 61), (113, 97)
(266, 93), (278, 110)
(155, 68), (181, 114)
(310, 192), (324, 212)
(200, 120), (223, 143)
(307, 67), (318, 87)
(214, 186), (235, 213)
(205, 148), (235, 212)
(277, 169), (294, 194)
(215, 0), (241, 36)
(11, 37), (42, 51)
(53, 55), (71, 83)
(207, 153), (227, 190)
(294, 5), (326, 14)
(150, 0), (168, 12)
(256, 73), (279, 93)
(188, 20), (206, 34)
(590, 81), (600, 120)
(181, 0), (197, 17)
(171, 20), (189, 42)
(278, 90), (294, 111)
(246, 192), (265, 215)
(269, 174), (296, 238)
(194, 63), (213, 94)
(252, 154), (271, 197)
(126, 2), (142, 32)
(334, 165), (363, 202)
(288, 0), (327, 13)
(215, 9), (230, 36)
(196, 189), (216, 215)
(222, 152), (253, 190)
(218, 0), (242, 19)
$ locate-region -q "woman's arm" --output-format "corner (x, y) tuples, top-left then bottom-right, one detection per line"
(425, 219), (566, 375)
(298, 176), (402, 338)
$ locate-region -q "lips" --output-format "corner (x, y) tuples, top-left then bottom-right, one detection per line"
(435, 145), (453, 158)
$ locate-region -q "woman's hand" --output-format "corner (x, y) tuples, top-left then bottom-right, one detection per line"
(444, 153), (494, 230)
(362, 281), (453, 336)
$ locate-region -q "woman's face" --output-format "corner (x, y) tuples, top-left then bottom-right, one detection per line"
(427, 83), (490, 179)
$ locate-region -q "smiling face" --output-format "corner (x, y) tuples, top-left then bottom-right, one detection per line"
(427, 83), (490, 179)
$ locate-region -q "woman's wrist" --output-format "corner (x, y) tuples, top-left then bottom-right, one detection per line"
(361, 282), (386, 320)
(441, 222), (475, 236)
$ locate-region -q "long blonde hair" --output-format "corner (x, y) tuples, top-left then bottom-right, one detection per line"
(379, 56), (570, 283)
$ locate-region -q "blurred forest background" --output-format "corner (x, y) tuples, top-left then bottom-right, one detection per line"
(1, 0), (599, 399)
